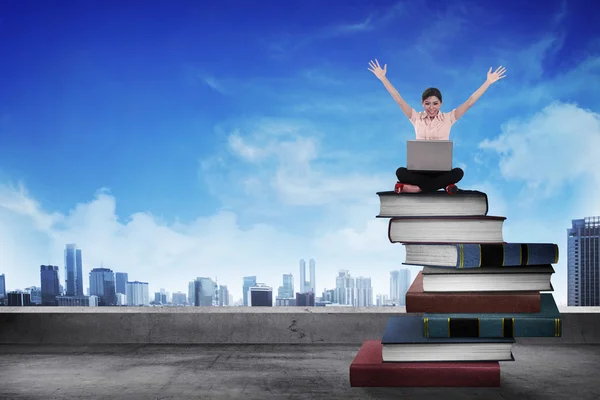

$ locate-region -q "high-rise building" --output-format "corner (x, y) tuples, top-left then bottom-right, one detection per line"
(188, 281), (195, 306)
(219, 285), (229, 306)
(64, 244), (84, 296)
(321, 289), (335, 303)
(0, 274), (6, 298)
(309, 259), (316, 293)
(390, 269), (411, 306)
(243, 276), (257, 306)
(56, 296), (93, 306)
(115, 272), (128, 295)
(40, 265), (60, 306)
(299, 260), (306, 293)
(7, 291), (31, 306)
(250, 284), (273, 306)
(89, 268), (116, 306)
(171, 292), (187, 305)
(568, 217), (600, 306)
(25, 286), (42, 305)
(115, 293), (127, 306)
(376, 294), (389, 306)
(355, 277), (373, 307)
(335, 270), (355, 306)
(127, 281), (149, 306)
(194, 277), (216, 306)
(295, 292), (314, 306)
(299, 259), (316, 294)
(277, 273), (294, 299)
(154, 292), (167, 304)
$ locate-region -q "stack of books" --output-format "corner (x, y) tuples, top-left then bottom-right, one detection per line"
(349, 190), (561, 387)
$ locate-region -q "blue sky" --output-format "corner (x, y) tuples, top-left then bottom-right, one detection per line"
(1, 0), (599, 305)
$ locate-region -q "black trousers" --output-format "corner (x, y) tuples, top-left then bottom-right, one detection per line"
(396, 167), (464, 192)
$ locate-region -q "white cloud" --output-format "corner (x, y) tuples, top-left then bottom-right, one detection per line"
(205, 118), (391, 208)
(479, 102), (600, 201)
(475, 102), (600, 306)
(0, 181), (408, 302)
(200, 75), (226, 94)
(227, 133), (270, 162)
(3, 104), (593, 308)
(0, 117), (399, 302)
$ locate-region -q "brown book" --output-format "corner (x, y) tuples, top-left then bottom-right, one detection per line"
(349, 340), (500, 387)
(406, 271), (541, 313)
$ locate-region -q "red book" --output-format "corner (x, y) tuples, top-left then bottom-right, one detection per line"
(406, 271), (541, 313)
(349, 340), (500, 387)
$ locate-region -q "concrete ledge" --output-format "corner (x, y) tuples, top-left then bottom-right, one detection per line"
(1, 307), (600, 345)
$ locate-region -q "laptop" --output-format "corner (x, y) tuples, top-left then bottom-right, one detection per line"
(406, 140), (453, 171)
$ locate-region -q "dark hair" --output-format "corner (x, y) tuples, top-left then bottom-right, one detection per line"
(422, 87), (442, 102)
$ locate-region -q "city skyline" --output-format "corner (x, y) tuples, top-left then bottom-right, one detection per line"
(0, 248), (406, 305)
(1, 1), (599, 307)
(2, 222), (599, 307)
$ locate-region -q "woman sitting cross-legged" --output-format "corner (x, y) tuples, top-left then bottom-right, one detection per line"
(368, 59), (506, 194)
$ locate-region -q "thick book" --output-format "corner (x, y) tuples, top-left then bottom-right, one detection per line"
(376, 190), (488, 217)
(381, 316), (515, 362)
(403, 243), (559, 268)
(406, 271), (542, 313)
(422, 265), (555, 292)
(423, 293), (561, 338)
(349, 340), (500, 387)
(388, 216), (505, 244)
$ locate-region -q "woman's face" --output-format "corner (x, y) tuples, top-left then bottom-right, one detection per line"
(422, 96), (441, 117)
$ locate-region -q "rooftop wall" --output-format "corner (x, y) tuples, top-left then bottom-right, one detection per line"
(1, 306), (600, 344)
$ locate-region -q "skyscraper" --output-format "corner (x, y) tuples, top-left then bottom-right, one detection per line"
(89, 268), (116, 306)
(568, 217), (600, 306)
(299, 259), (306, 293)
(115, 272), (128, 295)
(335, 270), (355, 305)
(389, 268), (412, 306)
(127, 281), (149, 306)
(65, 244), (83, 296)
(40, 265), (60, 306)
(243, 276), (257, 306)
(171, 292), (187, 305)
(0, 274), (5, 298)
(309, 259), (316, 293)
(194, 277), (216, 306)
(25, 287), (42, 305)
(299, 259), (316, 294)
(188, 281), (196, 306)
(219, 285), (229, 306)
(277, 273), (294, 299)
(355, 277), (373, 307)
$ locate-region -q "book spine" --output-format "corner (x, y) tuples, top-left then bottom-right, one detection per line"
(423, 317), (562, 338)
(453, 243), (560, 268)
(406, 293), (541, 313)
(349, 364), (500, 387)
(482, 192), (489, 216)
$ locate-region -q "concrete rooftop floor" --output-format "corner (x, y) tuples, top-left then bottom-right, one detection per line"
(1, 343), (599, 400)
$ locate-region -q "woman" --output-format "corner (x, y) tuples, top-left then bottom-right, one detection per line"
(368, 59), (506, 194)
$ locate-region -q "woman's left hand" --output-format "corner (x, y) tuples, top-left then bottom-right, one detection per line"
(486, 66), (507, 84)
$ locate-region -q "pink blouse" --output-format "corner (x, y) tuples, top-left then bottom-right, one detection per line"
(409, 108), (457, 140)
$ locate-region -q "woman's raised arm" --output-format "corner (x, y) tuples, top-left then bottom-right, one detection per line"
(368, 59), (413, 120)
(454, 66), (507, 120)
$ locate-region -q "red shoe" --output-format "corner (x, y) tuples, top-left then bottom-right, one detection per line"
(394, 182), (404, 194)
(445, 184), (458, 195)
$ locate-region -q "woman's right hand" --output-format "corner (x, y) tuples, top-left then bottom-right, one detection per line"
(368, 59), (387, 80)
